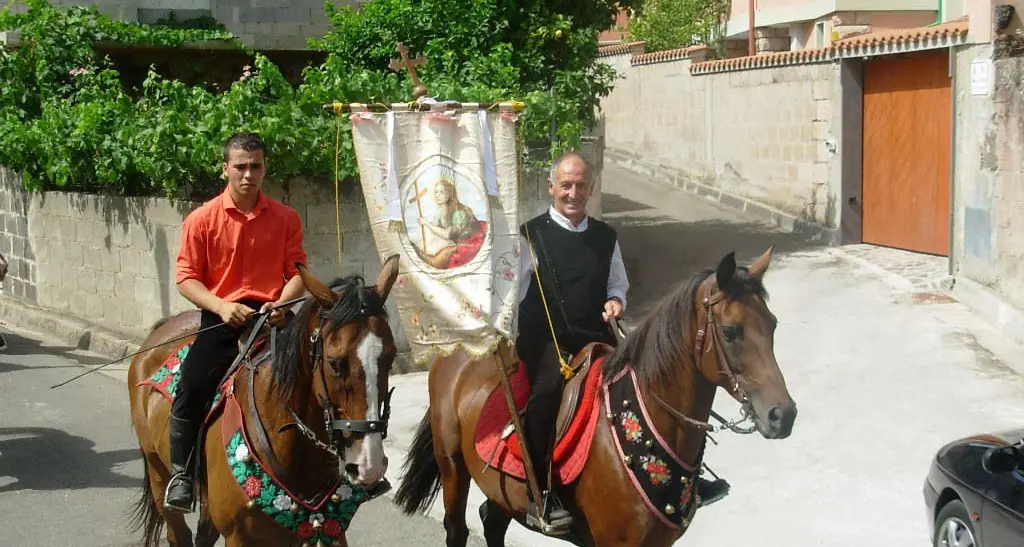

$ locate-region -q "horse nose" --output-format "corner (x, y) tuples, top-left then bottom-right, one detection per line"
(767, 405), (796, 438)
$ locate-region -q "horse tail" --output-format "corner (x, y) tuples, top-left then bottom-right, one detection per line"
(393, 410), (442, 515)
(128, 454), (164, 547)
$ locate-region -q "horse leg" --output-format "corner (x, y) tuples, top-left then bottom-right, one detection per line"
(437, 450), (471, 547)
(193, 516), (219, 547)
(144, 457), (195, 547)
(478, 499), (512, 547)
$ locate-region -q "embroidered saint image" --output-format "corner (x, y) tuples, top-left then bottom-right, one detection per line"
(405, 173), (489, 270)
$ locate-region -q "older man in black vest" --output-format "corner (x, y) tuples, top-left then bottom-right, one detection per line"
(516, 152), (729, 536)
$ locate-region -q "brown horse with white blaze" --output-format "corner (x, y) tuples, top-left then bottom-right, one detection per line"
(127, 257), (400, 547)
(394, 247), (797, 546)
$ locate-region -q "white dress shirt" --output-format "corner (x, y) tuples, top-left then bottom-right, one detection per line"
(518, 206), (629, 310)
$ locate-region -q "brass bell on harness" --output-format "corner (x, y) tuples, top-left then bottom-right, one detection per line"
(291, 502), (300, 513)
(622, 400), (630, 409)
(624, 454), (633, 465)
(331, 493), (341, 503)
(665, 504), (676, 515)
(246, 500), (255, 510)
(645, 439), (654, 449)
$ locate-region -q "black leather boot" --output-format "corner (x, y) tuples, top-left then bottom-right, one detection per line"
(696, 476), (730, 508)
(164, 415), (199, 513)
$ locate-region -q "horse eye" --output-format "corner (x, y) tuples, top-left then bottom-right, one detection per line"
(722, 325), (743, 343)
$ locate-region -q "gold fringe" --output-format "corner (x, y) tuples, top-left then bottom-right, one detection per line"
(388, 220), (405, 233)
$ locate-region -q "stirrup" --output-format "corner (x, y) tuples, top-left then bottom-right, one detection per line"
(526, 492), (573, 536)
(696, 477), (731, 509)
(163, 473), (196, 514)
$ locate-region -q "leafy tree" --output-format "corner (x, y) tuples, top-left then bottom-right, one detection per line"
(0, 0), (632, 197)
(627, 0), (731, 53)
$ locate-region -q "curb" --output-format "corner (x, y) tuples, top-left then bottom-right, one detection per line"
(0, 298), (423, 373)
(951, 276), (1024, 348)
(605, 149), (841, 245)
(0, 298), (140, 360)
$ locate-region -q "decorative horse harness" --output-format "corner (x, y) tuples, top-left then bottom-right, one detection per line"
(227, 288), (395, 496)
(647, 281), (758, 435)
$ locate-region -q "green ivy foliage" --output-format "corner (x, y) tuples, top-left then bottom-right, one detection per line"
(0, 0), (630, 198)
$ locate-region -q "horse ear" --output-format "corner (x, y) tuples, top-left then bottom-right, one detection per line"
(296, 263), (336, 307)
(748, 244), (776, 279)
(375, 254), (401, 301)
(716, 252), (737, 290)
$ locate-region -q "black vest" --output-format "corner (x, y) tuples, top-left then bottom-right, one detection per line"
(518, 211), (618, 356)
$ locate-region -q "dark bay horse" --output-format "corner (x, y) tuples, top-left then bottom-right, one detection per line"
(127, 257), (400, 547)
(394, 247), (797, 546)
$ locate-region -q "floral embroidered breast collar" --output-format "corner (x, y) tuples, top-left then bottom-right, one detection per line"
(603, 366), (706, 532)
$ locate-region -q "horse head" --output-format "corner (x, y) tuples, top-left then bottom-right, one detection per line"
(285, 254), (400, 487)
(696, 246), (796, 439)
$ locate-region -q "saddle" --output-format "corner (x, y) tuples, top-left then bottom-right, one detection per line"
(502, 341), (615, 444)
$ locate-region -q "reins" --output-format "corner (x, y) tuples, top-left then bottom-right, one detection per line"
(609, 278), (758, 436)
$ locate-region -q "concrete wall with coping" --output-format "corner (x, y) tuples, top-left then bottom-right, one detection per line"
(0, 136), (603, 366)
(599, 51), (842, 242)
(9, 0), (357, 50)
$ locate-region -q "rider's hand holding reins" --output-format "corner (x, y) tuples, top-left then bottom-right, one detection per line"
(602, 297), (623, 322)
(260, 301), (288, 328)
(219, 301), (256, 328)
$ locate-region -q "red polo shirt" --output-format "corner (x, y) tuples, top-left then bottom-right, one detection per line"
(176, 189), (307, 304)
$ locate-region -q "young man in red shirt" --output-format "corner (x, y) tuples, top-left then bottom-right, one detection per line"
(165, 132), (308, 513)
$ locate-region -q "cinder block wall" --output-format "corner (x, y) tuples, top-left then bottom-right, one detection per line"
(12, 0), (357, 51)
(0, 138), (602, 359)
(599, 50), (841, 232)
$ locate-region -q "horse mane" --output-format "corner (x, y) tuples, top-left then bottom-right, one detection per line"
(271, 274), (386, 400)
(603, 266), (767, 390)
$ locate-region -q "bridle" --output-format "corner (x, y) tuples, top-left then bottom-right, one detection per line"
(279, 287), (395, 459)
(645, 278), (759, 435)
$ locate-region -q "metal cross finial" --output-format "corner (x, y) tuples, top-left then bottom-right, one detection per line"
(389, 42), (429, 99)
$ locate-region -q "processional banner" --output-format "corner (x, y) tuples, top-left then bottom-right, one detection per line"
(347, 102), (525, 368)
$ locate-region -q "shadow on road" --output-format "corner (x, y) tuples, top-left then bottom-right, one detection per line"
(0, 330), (112, 368)
(603, 192), (827, 320)
(0, 427), (139, 493)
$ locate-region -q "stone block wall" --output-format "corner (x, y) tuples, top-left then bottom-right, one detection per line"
(0, 139), (596, 358)
(952, 42), (1024, 313)
(10, 0), (359, 51)
(0, 170), (35, 303)
(600, 51), (841, 231)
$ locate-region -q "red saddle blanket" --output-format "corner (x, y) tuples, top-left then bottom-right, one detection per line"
(472, 357), (605, 486)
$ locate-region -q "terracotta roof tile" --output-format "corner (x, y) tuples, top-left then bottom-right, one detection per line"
(834, 17), (969, 50)
(597, 41), (646, 57)
(689, 47), (835, 74)
(631, 45), (710, 66)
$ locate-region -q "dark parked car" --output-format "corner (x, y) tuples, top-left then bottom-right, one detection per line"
(924, 429), (1024, 546)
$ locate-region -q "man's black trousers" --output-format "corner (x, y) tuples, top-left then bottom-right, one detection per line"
(169, 299), (265, 423)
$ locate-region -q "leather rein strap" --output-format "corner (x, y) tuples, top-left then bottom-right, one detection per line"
(612, 280), (754, 433)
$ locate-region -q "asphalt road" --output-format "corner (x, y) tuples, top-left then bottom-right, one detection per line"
(0, 325), (487, 547)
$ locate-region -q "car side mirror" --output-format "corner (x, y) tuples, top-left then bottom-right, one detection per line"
(983, 445), (1022, 474)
